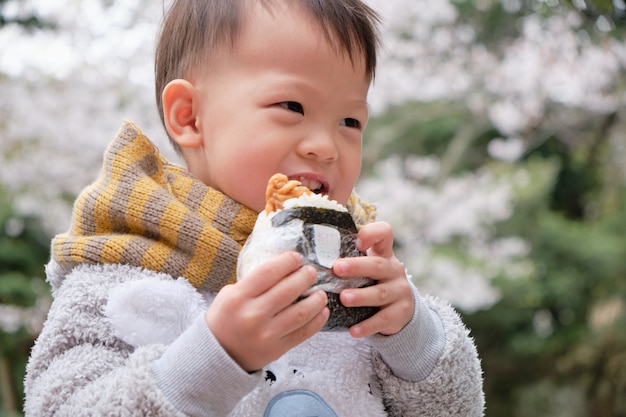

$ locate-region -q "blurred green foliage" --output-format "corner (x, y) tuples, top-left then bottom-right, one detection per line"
(0, 189), (50, 416)
(2, 0), (625, 416)
(470, 189), (626, 416)
(454, 0), (626, 43)
(364, 102), (626, 416)
(0, 0), (55, 30)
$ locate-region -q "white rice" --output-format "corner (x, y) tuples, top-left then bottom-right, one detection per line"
(282, 193), (346, 212)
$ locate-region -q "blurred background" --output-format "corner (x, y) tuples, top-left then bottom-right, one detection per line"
(0, 0), (625, 415)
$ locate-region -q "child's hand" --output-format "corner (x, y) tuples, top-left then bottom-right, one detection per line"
(333, 222), (414, 338)
(204, 252), (329, 372)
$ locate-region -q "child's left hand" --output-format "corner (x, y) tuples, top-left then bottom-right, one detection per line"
(332, 221), (414, 338)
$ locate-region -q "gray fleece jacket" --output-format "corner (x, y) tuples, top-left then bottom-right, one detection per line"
(24, 259), (484, 416)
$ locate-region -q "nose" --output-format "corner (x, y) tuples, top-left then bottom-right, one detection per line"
(297, 128), (339, 162)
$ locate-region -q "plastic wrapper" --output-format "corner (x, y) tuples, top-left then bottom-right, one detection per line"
(237, 175), (379, 330)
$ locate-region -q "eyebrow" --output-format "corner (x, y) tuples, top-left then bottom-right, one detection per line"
(257, 77), (369, 104)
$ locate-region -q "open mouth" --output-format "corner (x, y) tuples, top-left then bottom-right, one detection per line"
(292, 176), (328, 195)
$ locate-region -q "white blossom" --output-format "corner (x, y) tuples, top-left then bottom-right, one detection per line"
(358, 156), (533, 311)
(1, 0), (625, 311)
(487, 137), (526, 162)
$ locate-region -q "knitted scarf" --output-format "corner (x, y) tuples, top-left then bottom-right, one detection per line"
(52, 121), (377, 292)
(51, 122), (258, 292)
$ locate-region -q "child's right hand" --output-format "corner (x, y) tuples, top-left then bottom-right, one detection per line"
(204, 252), (329, 372)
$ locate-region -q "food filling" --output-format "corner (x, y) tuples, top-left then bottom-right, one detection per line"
(264, 173), (312, 214)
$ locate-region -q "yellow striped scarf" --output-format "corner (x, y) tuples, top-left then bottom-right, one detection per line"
(51, 122), (258, 291)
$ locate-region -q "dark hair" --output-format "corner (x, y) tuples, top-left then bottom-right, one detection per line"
(155, 0), (380, 152)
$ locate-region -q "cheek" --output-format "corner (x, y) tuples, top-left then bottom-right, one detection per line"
(344, 144), (362, 177)
(337, 150), (362, 204)
(223, 154), (273, 212)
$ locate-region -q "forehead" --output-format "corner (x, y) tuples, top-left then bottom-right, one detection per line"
(234, 1), (369, 77)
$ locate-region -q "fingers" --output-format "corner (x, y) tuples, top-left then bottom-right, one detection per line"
(332, 221), (415, 338)
(232, 255), (321, 331)
(238, 251), (307, 296)
(348, 300), (413, 338)
(273, 290), (329, 339)
(355, 221), (395, 258)
(230, 290), (329, 356)
(339, 278), (413, 338)
(333, 251), (405, 283)
(334, 221), (401, 281)
(206, 251), (329, 371)
(263, 264), (319, 312)
(340, 275), (412, 309)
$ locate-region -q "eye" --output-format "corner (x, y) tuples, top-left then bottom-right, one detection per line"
(279, 101), (304, 115)
(340, 118), (361, 129)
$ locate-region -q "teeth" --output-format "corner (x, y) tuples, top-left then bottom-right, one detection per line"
(298, 177), (323, 192)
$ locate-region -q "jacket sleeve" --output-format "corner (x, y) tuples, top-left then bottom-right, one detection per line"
(23, 262), (258, 417)
(368, 285), (485, 416)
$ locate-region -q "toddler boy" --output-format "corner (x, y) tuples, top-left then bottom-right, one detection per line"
(24, 1), (484, 416)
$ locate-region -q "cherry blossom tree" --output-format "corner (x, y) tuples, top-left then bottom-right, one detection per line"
(1, 0), (625, 414)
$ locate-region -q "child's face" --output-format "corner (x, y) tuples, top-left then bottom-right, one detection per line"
(183, 2), (371, 213)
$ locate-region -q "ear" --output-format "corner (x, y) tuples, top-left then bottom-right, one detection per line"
(162, 79), (203, 148)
